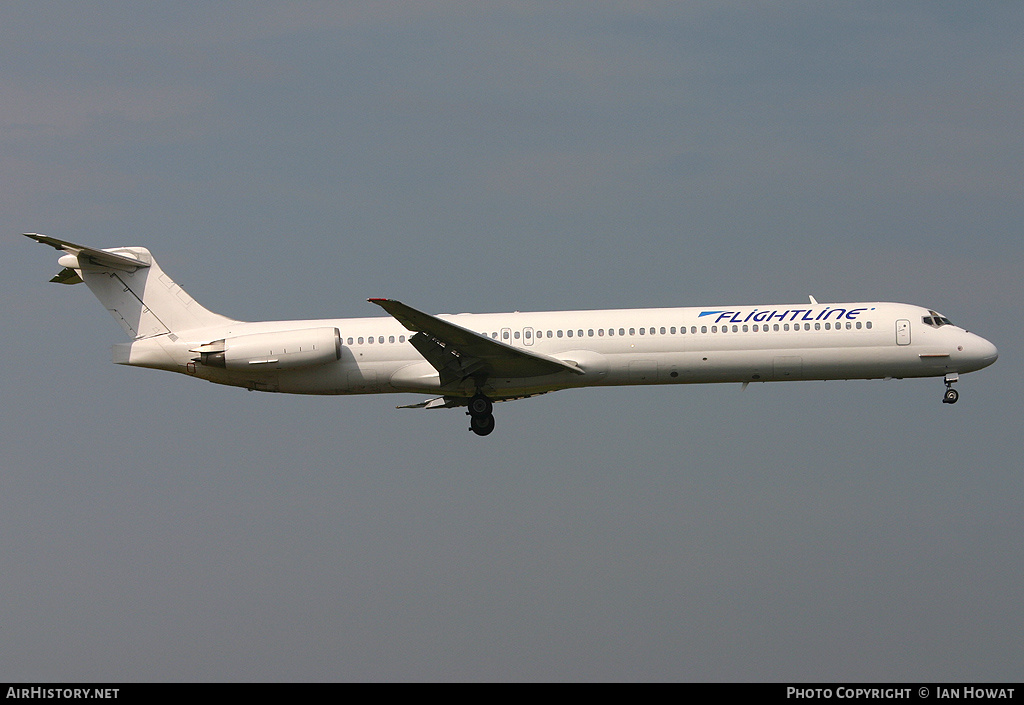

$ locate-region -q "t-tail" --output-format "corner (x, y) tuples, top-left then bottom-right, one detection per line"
(25, 233), (233, 337)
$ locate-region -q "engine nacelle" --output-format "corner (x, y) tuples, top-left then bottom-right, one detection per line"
(194, 327), (341, 370)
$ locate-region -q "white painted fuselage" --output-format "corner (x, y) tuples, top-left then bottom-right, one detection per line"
(117, 301), (998, 399)
(26, 235), (997, 433)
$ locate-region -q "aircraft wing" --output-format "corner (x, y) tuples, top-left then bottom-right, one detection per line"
(368, 298), (583, 386)
(24, 233), (151, 272)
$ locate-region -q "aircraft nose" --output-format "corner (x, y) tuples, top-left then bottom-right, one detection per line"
(967, 334), (998, 370)
(981, 338), (999, 365)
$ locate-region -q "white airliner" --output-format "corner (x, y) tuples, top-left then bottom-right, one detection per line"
(27, 234), (998, 436)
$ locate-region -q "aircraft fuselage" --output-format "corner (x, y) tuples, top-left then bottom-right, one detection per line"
(115, 301), (998, 399)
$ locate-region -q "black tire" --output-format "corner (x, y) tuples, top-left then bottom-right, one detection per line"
(468, 394), (493, 417)
(470, 413), (495, 436)
(943, 388), (959, 404)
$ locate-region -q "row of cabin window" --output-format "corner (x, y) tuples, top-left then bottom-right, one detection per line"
(346, 335), (408, 345)
(489, 320), (873, 341)
(344, 321), (874, 346)
(694, 321), (872, 334)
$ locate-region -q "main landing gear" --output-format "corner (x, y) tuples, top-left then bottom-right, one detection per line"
(467, 393), (495, 436)
(942, 373), (959, 405)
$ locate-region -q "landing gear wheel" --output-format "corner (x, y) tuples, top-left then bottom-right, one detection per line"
(468, 394), (493, 417)
(469, 413), (495, 436)
(466, 393), (495, 436)
(943, 387), (959, 404)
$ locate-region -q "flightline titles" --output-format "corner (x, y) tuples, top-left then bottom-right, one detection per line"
(787, 687), (1016, 699)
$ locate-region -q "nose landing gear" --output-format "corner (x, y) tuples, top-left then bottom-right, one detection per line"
(942, 373), (959, 404)
(467, 393), (495, 436)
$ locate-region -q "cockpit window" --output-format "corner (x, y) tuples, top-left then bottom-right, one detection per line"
(922, 310), (954, 328)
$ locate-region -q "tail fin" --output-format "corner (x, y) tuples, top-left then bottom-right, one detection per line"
(26, 233), (234, 338)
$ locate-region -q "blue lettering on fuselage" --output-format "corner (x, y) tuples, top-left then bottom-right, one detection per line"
(701, 307), (871, 324)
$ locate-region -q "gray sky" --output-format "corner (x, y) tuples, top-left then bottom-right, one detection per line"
(2, 2), (1021, 681)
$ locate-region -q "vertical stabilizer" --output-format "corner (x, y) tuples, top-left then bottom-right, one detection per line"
(26, 234), (234, 338)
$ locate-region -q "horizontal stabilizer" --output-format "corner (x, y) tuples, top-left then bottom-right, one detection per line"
(49, 267), (84, 285)
(24, 233), (151, 272)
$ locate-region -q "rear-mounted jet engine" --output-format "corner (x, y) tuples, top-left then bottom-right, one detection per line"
(193, 327), (341, 370)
